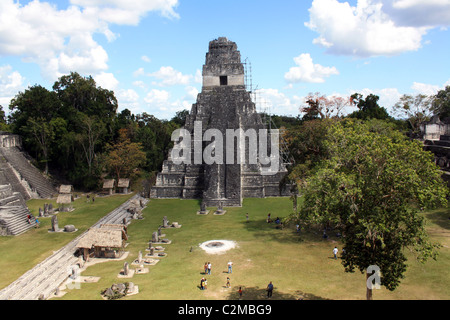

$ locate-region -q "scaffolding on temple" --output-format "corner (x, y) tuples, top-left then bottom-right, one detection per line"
(244, 59), (294, 167)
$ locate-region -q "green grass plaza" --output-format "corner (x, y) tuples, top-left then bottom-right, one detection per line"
(1, 193), (448, 301)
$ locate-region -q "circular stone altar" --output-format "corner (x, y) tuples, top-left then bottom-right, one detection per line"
(199, 240), (237, 255)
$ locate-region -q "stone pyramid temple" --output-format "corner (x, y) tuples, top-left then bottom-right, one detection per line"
(150, 37), (290, 207)
(0, 132), (56, 235)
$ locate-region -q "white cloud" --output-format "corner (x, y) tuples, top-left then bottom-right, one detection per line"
(141, 55), (151, 63)
(254, 88), (302, 116)
(347, 87), (402, 115)
(94, 72), (119, 91)
(194, 69), (203, 83)
(149, 66), (192, 86)
(411, 82), (441, 96)
(411, 79), (450, 96)
(116, 88), (140, 113)
(305, 0), (430, 57)
(284, 53), (339, 83)
(143, 88), (192, 120)
(381, 0), (450, 27)
(70, 0), (180, 24)
(132, 80), (147, 90)
(133, 68), (146, 78)
(0, 1), (111, 81)
(184, 86), (199, 100)
(0, 0), (179, 82)
(0, 65), (26, 110)
(144, 89), (170, 105)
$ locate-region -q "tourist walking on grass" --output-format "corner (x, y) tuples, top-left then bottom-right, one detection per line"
(238, 287), (243, 300)
(227, 260), (233, 273)
(226, 277), (231, 288)
(333, 246), (338, 259)
(200, 277), (207, 290)
(200, 278), (205, 290)
(266, 281), (273, 298)
(207, 262), (211, 275)
(204, 262), (208, 274)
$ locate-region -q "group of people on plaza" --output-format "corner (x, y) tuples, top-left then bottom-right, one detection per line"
(26, 214), (39, 228)
(197, 212), (341, 298)
(199, 259), (274, 299)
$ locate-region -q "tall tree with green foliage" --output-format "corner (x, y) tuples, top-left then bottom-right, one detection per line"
(76, 113), (106, 175)
(300, 92), (352, 121)
(393, 94), (433, 138)
(348, 93), (391, 120)
(8, 85), (61, 169)
(51, 72), (118, 188)
(292, 119), (447, 300)
(0, 105), (5, 124)
(52, 72), (117, 130)
(104, 129), (146, 182)
(22, 117), (54, 174)
(432, 86), (450, 120)
(0, 105), (8, 131)
(8, 74), (120, 190)
(135, 112), (176, 172)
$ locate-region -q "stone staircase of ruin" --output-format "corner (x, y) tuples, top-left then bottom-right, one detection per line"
(0, 193), (26, 208)
(0, 206), (36, 236)
(0, 147), (56, 199)
(0, 184), (27, 207)
(0, 159), (31, 201)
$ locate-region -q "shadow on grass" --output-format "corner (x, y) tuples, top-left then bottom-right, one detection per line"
(425, 207), (450, 231)
(242, 219), (341, 244)
(224, 285), (329, 300)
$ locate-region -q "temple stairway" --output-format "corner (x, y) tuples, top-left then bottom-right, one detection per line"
(0, 147), (56, 199)
(0, 206), (36, 236)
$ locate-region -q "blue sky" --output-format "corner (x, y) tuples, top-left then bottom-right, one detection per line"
(1, 0), (449, 120)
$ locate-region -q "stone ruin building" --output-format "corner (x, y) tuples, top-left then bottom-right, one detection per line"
(0, 132), (57, 235)
(151, 37), (290, 207)
(0, 132), (56, 200)
(421, 116), (450, 186)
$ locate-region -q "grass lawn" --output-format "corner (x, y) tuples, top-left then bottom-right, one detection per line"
(48, 197), (450, 300)
(0, 193), (134, 290)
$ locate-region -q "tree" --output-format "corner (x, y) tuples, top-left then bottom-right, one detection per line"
(432, 86), (450, 120)
(52, 72), (118, 135)
(76, 114), (106, 175)
(104, 129), (146, 182)
(8, 85), (62, 171)
(300, 93), (352, 121)
(0, 105), (9, 131)
(8, 84), (61, 138)
(8, 73), (121, 190)
(348, 93), (391, 120)
(23, 117), (53, 174)
(0, 105), (5, 124)
(135, 112), (175, 172)
(170, 109), (189, 127)
(285, 118), (335, 189)
(293, 119), (447, 299)
(393, 94), (433, 138)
